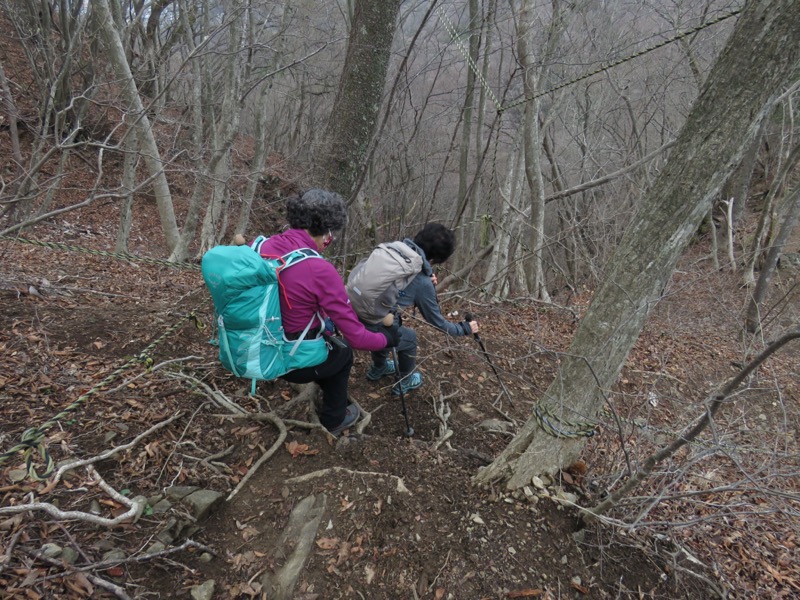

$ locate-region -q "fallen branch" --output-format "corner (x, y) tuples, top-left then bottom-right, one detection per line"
(0, 466), (142, 527)
(0, 526), (24, 576)
(169, 371), (246, 415)
(24, 538), (215, 587)
(23, 547), (132, 600)
(103, 357), (202, 395)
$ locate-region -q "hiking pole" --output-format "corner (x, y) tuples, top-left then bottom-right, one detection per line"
(464, 313), (514, 405)
(390, 345), (415, 437)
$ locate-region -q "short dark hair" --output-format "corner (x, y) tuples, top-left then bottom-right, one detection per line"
(413, 223), (455, 264)
(286, 189), (348, 236)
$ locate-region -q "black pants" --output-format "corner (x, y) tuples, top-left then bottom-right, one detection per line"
(281, 337), (353, 430)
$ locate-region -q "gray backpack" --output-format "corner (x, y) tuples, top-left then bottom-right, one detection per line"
(346, 241), (423, 324)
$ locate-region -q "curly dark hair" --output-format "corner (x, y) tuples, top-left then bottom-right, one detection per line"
(286, 189), (348, 235)
(413, 223), (456, 264)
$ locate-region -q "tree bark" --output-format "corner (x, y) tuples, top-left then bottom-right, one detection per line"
(317, 0), (403, 198)
(116, 129), (138, 254)
(93, 0), (180, 254)
(474, 0), (800, 489)
(745, 185), (800, 333)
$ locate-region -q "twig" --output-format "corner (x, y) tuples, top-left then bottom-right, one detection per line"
(488, 397), (516, 424)
(51, 412), (184, 484)
(23, 547), (132, 600)
(26, 538), (215, 574)
(1, 467), (141, 527)
(586, 328), (800, 521)
(428, 548), (451, 593)
(156, 402), (208, 486)
(284, 467), (412, 494)
(0, 527), (24, 575)
(54, 285), (143, 300)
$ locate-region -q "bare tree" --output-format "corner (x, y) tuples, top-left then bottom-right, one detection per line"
(474, 0), (800, 489)
(317, 0), (403, 200)
(93, 0), (180, 253)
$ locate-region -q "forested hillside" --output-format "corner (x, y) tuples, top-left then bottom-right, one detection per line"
(1, 1), (799, 598)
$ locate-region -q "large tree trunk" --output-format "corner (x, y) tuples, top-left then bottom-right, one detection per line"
(483, 131), (528, 297)
(474, 0), (800, 490)
(514, 0), (568, 301)
(317, 0), (403, 199)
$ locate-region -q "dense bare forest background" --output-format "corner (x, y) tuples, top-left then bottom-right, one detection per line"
(2, 0), (751, 272)
(1, 0), (799, 598)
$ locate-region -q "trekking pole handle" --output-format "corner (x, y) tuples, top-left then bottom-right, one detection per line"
(464, 313), (480, 340)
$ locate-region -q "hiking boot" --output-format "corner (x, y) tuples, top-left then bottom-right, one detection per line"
(392, 371), (423, 396)
(327, 404), (360, 436)
(366, 360), (396, 381)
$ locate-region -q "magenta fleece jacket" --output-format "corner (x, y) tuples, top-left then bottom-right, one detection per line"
(257, 229), (388, 352)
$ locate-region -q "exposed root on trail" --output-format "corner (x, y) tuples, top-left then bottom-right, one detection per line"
(431, 385), (458, 450)
(284, 466), (412, 494)
(225, 411), (287, 501)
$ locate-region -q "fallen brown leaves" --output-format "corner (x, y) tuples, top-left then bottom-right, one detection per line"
(285, 440), (319, 458)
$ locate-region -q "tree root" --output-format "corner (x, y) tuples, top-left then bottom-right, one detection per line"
(432, 385), (455, 450)
(48, 412), (184, 487)
(284, 467), (412, 494)
(227, 412), (287, 501)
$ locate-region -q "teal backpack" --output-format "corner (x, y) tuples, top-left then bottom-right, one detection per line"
(201, 236), (328, 391)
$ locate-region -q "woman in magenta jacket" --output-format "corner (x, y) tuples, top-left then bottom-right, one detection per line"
(254, 189), (399, 435)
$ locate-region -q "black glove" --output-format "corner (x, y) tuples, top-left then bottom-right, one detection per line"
(378, 322), (402, 347)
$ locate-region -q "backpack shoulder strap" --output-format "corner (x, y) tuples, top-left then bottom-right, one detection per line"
(279, 248), (326, 356)
(281, 247), (323, 268)
(248, 239), (321, 267)
(249, 235), (269, 254)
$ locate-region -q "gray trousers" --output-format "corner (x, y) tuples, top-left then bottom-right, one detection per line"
(369, 325), (417, 376)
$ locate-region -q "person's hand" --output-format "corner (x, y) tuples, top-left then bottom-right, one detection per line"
(324, 317), (336, 335)
(460, 319), (479, 335)
(378, 322), (401, 347)
(233, 233), (247, 246)
(431, 273), (439, 286)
